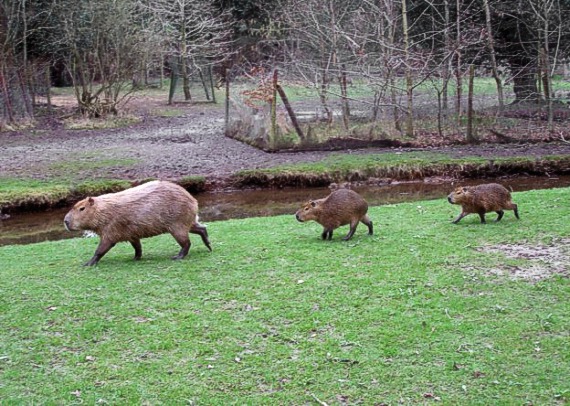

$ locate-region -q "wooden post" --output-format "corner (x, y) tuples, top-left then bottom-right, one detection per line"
(209, 66), (216, 104)
(340, 64), (350, 131)
(276, 84), (305, 141)
(270, 69), (278, 149)
(168, 57), (178, 105)
(46, 63), (52, 115)
(224, 67), (229, 134)
(198, 68), (210, 101)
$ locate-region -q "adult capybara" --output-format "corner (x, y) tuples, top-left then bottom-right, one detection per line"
(447, 183), (520, 224)
(64, 180), (211, 266)
(295, 189), (373, 240)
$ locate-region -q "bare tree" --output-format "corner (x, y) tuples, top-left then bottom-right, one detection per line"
(142, 0), (233, 103)
(278, 0), (361, 125)
(44, 0), (157, 117)
(483, 0), (504, 112)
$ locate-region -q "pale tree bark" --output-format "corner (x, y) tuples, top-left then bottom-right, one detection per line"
(455, 0), (463, 119)
(442, 0), (452, 116)
(483, 0), (504, 111)
(402, 0), (414, 137)
(529, 0), (555, 130)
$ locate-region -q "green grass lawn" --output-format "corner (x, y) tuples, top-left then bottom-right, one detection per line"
(1, 187), (569, 404)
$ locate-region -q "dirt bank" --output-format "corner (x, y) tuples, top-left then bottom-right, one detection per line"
(1, 100), (570, 210)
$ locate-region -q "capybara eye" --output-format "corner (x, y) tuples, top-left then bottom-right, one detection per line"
(79, 207), (85, 211)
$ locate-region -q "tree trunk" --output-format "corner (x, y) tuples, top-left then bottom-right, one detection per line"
(198, 68), (210, 101)
(402, 0), (414, 137)
(442, 0), (452, 117)
(168, 58), (178, 105)
(209, 66), (216, 104)
(340, 64), (350, 131)
(511, 66), (539, 103)
(181, 58), (191, 101)
(224, 68), (229, 134)
(483, 0), (504, 112)
(466, 64), (477, 143)
(455, 0), (463, 119)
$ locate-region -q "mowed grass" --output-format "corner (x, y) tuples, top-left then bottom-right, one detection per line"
(1, 188), (569, 404)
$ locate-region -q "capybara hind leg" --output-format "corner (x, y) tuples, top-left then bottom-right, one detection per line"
(361, 215), (373, 235)
(131, 239), (142, 260)
(495, 210), (504, 222)
(191, 223), (212, 251)
(343, 221), (359, 241)
(452, 212), (467, 224)
(513, 203), (520, 219)
(85, 239), (116, 266)
(478, 211), (486, 224)
(171, 230), (191, 260)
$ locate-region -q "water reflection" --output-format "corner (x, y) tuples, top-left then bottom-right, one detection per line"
(1, 175), (569, 246)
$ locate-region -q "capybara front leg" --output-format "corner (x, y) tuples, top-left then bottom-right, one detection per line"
(513, 203), (520, 219)
(85, 239), (116, 266)
(495, 210), (504, 222)
(131, 239), (142, 260)
(452, 212), (467, 224)
(191, 223), (212, 251)
(478, 211), (487, 224)
(361, 215), (373, 235)
(171, 230), (191, 260)
(321, 228), (333, 240)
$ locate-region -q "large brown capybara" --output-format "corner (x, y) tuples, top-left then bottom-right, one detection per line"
(295, 188), (373, 240)
(447, 183), (520, 224)
(64, 180), (211, 266)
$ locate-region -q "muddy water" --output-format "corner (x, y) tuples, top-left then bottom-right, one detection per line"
(1, 175), (569, 246)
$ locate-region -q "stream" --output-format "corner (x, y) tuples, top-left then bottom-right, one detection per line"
(1, 175), (569, 246)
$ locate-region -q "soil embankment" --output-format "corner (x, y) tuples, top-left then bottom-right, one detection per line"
(1, 103), (570, 213)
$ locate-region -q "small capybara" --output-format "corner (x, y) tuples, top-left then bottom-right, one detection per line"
(447, 183), (520, 224)
(295, 189), (373, 240)
(64, 180), (211, 266)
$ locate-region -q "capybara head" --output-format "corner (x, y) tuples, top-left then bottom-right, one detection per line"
(447, 186), (470, 205)
(295, 199), (322, 222)
(64, 197), (97, 231)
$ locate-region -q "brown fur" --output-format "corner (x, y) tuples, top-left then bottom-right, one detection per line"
(295, 189), (373, 240)
(64, 180), (211, 265)
(447, 183), (520, 224)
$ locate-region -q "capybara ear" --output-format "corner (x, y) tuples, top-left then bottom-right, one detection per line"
(310, 200), (317, 207)
(88, 197), (95, 206)
(462, 187), (468, 192)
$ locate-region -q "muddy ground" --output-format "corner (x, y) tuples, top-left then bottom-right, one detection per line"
(2, 96), (570, 190)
